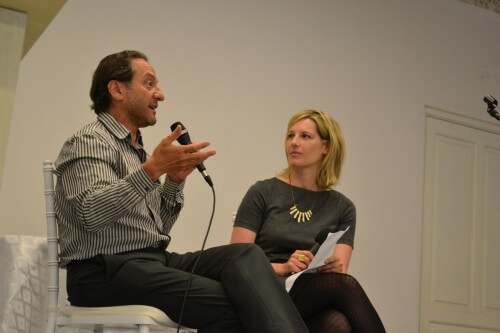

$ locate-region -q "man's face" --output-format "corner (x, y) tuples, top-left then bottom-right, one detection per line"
(122, 58), (165, 129)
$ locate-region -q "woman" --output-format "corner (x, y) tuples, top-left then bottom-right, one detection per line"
(231, 110), (385, 332)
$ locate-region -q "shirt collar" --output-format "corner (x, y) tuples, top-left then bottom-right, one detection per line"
(97, 112), (144, 147)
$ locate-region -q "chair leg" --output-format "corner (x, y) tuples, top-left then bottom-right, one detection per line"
(46, 316), (57, 333)
(138, 324), (149, 333)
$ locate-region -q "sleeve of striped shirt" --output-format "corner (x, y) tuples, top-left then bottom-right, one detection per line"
(56, 133), (183, 232)
(158, 176), (185, 232)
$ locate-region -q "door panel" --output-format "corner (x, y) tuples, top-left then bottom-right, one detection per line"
(421, 116), (500, 332)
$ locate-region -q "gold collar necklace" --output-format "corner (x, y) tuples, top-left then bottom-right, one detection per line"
(288, 174), (318, 223)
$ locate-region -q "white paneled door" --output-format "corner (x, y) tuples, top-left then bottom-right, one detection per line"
(420, 115), (500, 333)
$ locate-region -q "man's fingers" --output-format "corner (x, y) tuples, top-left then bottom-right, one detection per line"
(181, 141), (211, 153)
(171, 150), (215, 173)
(164, 125), (182, 145)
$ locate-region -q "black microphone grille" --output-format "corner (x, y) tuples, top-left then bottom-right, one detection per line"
(170, 121), (185, 132)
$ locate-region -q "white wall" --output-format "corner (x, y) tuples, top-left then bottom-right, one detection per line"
(0, 7), (26, 189)
(1, 0), (499, 331)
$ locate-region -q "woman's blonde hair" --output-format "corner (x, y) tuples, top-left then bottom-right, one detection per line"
(280, 109), (346, 188)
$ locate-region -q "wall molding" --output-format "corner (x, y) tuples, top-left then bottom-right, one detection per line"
(459, 0), (500, 14)
(425, 104), (500, 136)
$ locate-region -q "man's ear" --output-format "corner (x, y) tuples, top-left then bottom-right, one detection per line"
(108, 80), (124, 101)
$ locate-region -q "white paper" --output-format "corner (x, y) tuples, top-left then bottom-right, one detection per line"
(285, 227), (349, 292)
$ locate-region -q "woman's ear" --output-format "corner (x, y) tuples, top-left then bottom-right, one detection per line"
(322, 141), (329, 155)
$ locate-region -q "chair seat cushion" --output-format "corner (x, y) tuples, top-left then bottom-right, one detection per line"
(59, 304), (177, 327)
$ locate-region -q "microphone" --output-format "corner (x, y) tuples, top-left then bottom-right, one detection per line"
(484, 94), (498, 109)
(170, 121), (214, 187)
(310, 228), (333, 255)
(483, 95), (500, 121)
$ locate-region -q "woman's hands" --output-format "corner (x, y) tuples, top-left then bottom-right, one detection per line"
(231, 226), (353, 276)
(273, 250), (345, 276)
(316, 254), (343, 273)
(273, 250), (313, 277)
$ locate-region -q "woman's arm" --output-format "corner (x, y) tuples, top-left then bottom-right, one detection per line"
(317, 243), (353, 273)
(230, 226), (257, 243)
(316, 195), (356, 274)
(231, 226), (311, 277)
(333, 243), (353, 273)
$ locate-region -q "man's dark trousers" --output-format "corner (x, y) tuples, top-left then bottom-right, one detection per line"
(66, 243), (308, 333)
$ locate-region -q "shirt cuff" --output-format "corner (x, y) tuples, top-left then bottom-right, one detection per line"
(160, 175), (185, 199)
(128, 167), (158, 195)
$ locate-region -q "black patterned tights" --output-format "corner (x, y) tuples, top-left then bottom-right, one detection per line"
(290, 273), (386, 333)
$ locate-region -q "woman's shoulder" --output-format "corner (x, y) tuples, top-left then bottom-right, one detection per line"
(327, 188), (355, 208)
(245, 177), (288, 198)
(250, 177), (286, 189)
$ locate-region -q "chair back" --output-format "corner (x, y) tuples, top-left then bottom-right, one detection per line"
(42, 160), (197, 333)
(43, 160), (59, 333)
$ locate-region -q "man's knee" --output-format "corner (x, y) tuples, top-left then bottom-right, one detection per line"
(227, 242), (266, 259)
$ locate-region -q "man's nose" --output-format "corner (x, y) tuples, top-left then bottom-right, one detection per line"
(154, 87), (165, 101)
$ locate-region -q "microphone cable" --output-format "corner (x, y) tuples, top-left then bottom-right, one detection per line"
(176, 184), (216, 333)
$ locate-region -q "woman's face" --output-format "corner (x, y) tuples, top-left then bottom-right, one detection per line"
(286, 118), (328, 171)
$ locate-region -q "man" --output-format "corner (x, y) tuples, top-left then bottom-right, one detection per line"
(54, 50), (308, 333)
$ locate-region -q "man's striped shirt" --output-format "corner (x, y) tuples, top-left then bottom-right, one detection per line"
(55, 112), (183, 266)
